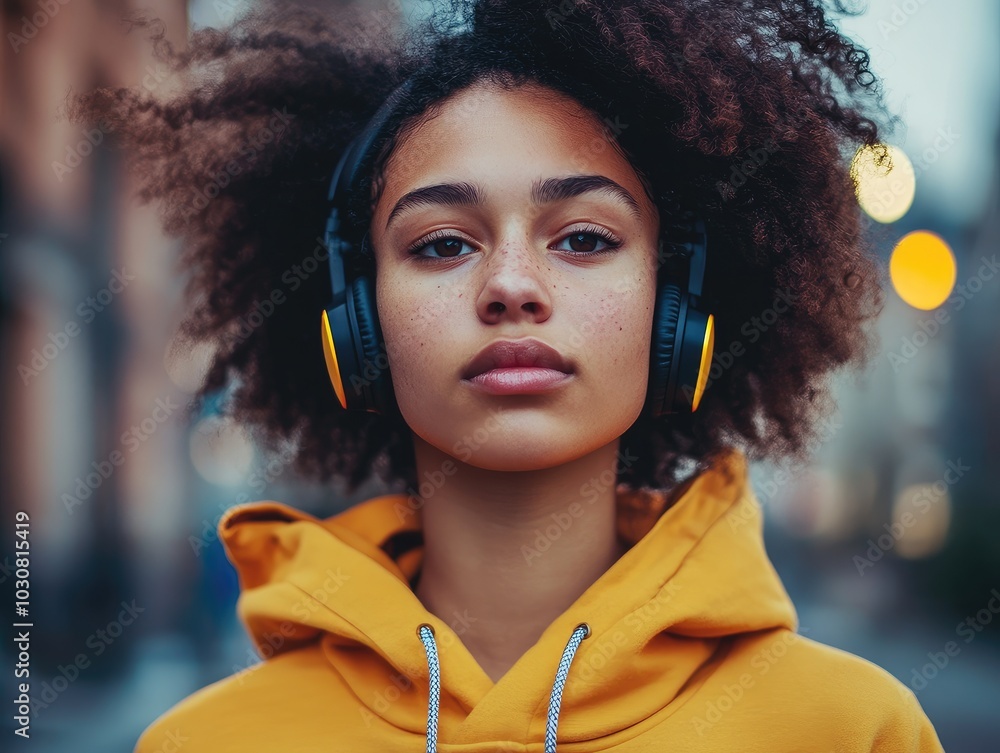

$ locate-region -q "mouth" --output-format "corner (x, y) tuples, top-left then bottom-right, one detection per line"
(462, 338), (575, 379)
(463, 367), (574, 395)
(461, 338), (575, 395)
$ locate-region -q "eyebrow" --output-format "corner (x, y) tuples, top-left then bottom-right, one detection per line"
(383, 174), (643, 230)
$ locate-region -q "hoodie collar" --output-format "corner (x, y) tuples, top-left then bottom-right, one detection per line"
(218, 446), (796, 747)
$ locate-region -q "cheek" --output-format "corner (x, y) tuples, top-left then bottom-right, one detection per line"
(376, 277), (455, 390)
(587, 274), (656, 368)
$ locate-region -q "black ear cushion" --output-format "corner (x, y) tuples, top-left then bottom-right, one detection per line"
(648, 282), (683, 417)
(350, 275), (383, 411)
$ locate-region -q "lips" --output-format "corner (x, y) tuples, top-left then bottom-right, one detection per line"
(462, 338), (575, 380)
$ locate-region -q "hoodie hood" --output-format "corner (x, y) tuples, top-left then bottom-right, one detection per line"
(217, 446), (797, 750)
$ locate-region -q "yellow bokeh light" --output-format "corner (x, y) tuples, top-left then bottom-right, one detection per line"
(850, 143), (916, 223)
(889, 230), (957, 310)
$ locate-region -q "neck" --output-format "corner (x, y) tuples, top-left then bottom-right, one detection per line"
(409, 433), (632, 684)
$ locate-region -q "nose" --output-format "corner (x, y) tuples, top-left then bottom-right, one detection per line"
(475, 237), (553, 323)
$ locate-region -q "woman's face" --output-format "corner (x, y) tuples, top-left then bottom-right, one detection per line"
(369, 80), (661, 471)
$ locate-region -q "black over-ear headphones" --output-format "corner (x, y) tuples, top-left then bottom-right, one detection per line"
(320, 77), (715, 418)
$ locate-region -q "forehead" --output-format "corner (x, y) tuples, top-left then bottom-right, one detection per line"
(371, 81), (654, 225)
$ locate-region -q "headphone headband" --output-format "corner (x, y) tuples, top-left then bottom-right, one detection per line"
(656, 197), (708, 301)
(326, 77), (417, 223)
(323, 77), (418, 310)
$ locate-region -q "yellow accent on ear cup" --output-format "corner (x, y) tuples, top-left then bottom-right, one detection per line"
(321, 310), (348, 410)
(691, 313), (715, 412)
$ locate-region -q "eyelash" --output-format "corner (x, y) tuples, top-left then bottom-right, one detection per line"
(404, 224), (624, 260)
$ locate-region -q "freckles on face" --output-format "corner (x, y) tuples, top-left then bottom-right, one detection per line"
(369, 81), (661, 470)
(562, 273), (649, 373)
(374, 284), (464, 397)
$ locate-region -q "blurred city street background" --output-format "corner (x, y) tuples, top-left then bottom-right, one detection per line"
(1, 0), (998, 751)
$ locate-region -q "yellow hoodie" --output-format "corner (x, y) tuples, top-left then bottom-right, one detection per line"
(135, 447), (945, 752)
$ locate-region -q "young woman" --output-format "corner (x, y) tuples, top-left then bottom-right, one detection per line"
(69, 0), (945, 750)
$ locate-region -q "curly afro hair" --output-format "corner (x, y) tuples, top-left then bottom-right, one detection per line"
(65, 0), (892, 497)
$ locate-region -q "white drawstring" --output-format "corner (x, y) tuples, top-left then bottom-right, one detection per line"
(416, 621), (592, 752)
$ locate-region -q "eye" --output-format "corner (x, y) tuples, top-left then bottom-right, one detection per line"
(552, 224), (624, 256)
(404, 224), (624, 260)
(406, 230), (475, 259)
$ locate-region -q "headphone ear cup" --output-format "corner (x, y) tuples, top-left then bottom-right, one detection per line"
(349, 274), (396, 415)
(647, 282), (683, 417)
(674, 309), (714, 413)
(321, 305), (349, 411)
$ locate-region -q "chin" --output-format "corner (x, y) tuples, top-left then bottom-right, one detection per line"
(466, 432), (608, 470)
